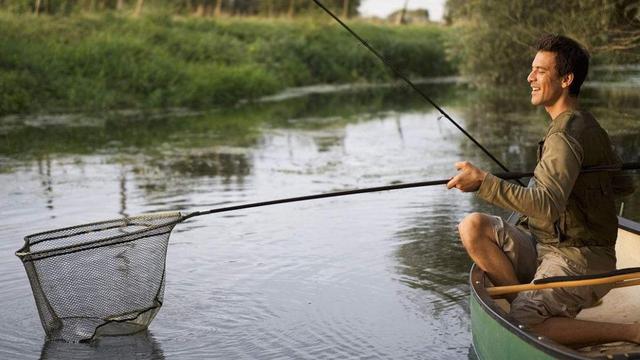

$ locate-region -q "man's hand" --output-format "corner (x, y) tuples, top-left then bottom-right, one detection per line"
(446, 161), (488, 192)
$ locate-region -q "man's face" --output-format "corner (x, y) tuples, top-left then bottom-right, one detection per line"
(527, 51), (565, 107)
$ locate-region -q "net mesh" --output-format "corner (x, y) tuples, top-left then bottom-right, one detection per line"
(16, 212), (184, 343)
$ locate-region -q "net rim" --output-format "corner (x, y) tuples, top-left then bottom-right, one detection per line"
(16, 211), (186, 262)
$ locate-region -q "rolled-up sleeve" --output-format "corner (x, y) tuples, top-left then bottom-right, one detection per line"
(476, 133), (583, 222)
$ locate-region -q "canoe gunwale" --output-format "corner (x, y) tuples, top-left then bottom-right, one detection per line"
(470, 216), (640, 359)
(618, 216), (640, 235)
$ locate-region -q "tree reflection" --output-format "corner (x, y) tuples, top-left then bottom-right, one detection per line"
(0, 82), (461, 207)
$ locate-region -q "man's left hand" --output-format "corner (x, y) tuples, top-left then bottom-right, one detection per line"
(446, 161), (487, 192)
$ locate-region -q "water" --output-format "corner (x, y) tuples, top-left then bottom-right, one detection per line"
(1, 79), (639, 359)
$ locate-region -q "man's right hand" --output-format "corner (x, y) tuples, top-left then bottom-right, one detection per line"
(446, 161), (487, 193)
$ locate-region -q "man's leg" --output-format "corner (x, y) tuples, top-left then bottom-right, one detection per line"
(458, 213), (534, 301)
(512, 246), (640, 347)
(532, 317), (640, 348)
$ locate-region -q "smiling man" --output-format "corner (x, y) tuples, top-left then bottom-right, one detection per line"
(447, 34), (637, 347)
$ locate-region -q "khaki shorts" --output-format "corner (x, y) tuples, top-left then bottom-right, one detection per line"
(488, 215), (617, 326)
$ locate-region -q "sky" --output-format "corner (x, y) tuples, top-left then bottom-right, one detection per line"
(358, 0), (445, 21)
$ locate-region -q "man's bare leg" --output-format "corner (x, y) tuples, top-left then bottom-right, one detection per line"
(458, 213), (519, 301)
(532, 317), (640, 348)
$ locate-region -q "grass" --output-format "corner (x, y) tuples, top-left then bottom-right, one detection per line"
(0, 13), (457, 116)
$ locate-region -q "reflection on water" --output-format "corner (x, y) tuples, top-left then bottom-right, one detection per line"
(41, 331), (164, 360)
(0, 78), (638, 359)
(394, 200), (471, 307)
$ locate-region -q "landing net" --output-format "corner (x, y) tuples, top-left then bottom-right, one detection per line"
(15, 212), (184, 342)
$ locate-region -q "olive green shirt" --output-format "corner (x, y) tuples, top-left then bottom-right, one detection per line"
(477, 110), (633, 247)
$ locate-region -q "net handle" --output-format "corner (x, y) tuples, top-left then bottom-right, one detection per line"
(183, 162), (640, 221)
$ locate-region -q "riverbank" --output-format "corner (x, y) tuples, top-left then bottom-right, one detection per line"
(0, 13), (456, 116)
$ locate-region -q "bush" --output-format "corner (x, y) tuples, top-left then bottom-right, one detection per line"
(180, 64), (279, 107)
(0, 70), (36, 114)
(0, 13), (457, 115)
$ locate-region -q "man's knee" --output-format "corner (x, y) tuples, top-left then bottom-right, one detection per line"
(458, 212), (495, 251)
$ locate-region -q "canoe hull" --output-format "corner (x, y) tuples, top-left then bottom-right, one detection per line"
(470, 216), (640, 360)
(470, 265), (583, 359)
(470, 290), (554, 359)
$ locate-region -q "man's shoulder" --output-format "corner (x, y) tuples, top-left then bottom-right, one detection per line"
(548, 110), (601, 139)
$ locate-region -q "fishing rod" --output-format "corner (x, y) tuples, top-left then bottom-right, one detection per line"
(184, 162), (640, 220)
(16, 162), (638, 343)
(310, 0), (524, 186)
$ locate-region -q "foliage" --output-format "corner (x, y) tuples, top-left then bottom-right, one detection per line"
(1, 0), (361, 17)
(0, 13), (456, 115)
(444, 0), (640, 86)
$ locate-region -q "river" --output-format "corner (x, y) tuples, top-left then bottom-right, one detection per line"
(1, 75), (638, 359)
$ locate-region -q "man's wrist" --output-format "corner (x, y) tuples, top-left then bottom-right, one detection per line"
(479, 170), (487, 182)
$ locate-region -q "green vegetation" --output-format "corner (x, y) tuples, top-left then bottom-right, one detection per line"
(0, 13), (455, 116)
(444, 0), (640, 86)
(5, 1), (636, 117)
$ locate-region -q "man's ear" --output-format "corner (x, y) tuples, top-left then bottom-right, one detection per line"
(562, 73), (574, 90)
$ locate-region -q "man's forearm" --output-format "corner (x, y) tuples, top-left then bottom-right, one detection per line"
(476, 133), (582, 221)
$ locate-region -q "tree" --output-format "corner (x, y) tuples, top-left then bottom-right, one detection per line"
(133, 0), (143, 16)
(287, 0), (295, 18)
(5, 0), (362, 17)
(445, 0), (640, 86)
(342, 0), (349, 18)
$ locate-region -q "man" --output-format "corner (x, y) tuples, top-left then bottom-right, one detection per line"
(446, 34), (637, 347)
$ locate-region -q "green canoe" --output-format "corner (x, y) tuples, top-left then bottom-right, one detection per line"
(470, 217), (640, 359)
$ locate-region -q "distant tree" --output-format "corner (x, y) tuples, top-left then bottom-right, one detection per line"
(287, 0), (295, 18)
(342, 0), (349, 18)
(388, 8), (429, 24)
(396, 0), (408, 24)
(293, 0), (360, 17)
(133, 0), (143, 16)
(5, 0), (361, 17)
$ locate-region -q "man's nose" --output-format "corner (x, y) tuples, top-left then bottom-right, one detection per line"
(527, 70), (535, 83)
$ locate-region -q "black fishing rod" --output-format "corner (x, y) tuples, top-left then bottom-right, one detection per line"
(311, 0), (524, 186)
(184, 162), (640, 219)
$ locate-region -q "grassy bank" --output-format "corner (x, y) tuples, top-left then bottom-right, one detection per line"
(0, 13), (456, 116)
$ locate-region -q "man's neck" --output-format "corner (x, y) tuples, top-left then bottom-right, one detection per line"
(545, 95), (578, 120)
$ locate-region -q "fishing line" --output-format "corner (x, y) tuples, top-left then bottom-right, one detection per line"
(311, 0), (524, 185)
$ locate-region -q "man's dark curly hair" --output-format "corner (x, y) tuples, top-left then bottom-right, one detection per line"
(535, 34), (590, 97)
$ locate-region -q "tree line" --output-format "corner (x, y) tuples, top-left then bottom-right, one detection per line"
(1, 0), (361, 18)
